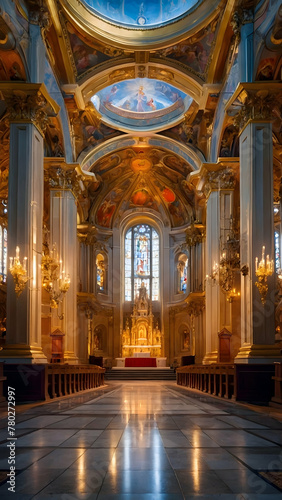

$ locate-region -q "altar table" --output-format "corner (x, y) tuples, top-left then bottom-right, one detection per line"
(133, 352), (150, 358)
(125, 357), (157, 367)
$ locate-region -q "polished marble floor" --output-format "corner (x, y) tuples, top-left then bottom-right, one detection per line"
(0, 381), (282, 499)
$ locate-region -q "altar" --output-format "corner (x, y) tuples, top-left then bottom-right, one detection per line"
(116, 357), (167, 367)
(121, 282), (163, 358)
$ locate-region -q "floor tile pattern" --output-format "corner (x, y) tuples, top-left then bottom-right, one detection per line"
(0, 381), (281, 499)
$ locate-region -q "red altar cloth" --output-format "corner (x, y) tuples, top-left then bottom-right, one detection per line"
(125, 357), (157, 367)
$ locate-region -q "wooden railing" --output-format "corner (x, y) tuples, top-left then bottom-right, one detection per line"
(177, 364), (235, 399)
(270, 362), (282, 407)
(45, 364), (105, 401)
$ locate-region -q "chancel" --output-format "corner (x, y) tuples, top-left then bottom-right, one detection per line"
(0, 0), (282, 496)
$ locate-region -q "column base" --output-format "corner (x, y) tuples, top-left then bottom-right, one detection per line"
(64, 351), (79, 364)
(0, 344), (47, 364)
(202, 351), (218, 365)
(234, 343), (282, 364)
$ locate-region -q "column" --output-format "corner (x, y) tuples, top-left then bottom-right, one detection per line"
(227, 83), (282, 362)
(46, 163), (79, 364)
(201, 161), (238, 364)
(0, 84), (59, 363)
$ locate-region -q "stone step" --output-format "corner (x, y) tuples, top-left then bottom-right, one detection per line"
(105, 368), (176, 380)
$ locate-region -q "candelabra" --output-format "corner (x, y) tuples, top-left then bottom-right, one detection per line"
(41, 244), (70, 318)
(205, 261), (219, 285)
(9, 246), (29, 297)
(219, 216), (240, 302)
(255, 246), (274, 305)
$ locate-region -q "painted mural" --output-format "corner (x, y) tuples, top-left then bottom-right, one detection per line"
(67, 25), (110, 76)
(81, 0), (199, 27)
(93, 79), (185, 113)
(92, 78), (190, 131)
(130, 189), (159, 211)
(157, 20), (217, 77)
(154, 180), (188, 226)
(96, 180), (130, 227)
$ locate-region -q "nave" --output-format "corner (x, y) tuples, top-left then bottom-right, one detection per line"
(0, 382), (282, 499)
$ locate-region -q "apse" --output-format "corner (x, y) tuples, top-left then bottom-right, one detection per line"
(80, 0), (200, 27)
(91, 78), (192, 133)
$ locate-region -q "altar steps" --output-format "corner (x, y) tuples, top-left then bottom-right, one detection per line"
(105, 368), (176, 381)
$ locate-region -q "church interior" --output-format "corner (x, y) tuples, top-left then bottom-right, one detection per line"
(0, 0), (282, 497)
(0, 0), (281, 397)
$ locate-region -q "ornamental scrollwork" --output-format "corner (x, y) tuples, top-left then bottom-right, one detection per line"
(5, 90), (49, 135)
(204, 168), (236, 197)
(186, 298), (205, 317)
(233, 90), (281, 130)
(186, 223), (205, 247)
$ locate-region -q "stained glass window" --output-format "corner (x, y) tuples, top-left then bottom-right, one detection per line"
(96, 253), (105, 292)
(177, 253), (188, 293)
(125, 224), (159, 301)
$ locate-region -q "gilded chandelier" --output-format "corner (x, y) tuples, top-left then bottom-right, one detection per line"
(255, 246), (274, 305)
(219, 216), (240, 302)
(41, 243), (70, 317)
(9, 246), (29, 297)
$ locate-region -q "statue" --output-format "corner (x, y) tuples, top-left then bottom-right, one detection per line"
(135, 281), (149, 315)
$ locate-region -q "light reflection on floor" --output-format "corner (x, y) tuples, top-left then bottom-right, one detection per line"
(0, 381), (282, 498)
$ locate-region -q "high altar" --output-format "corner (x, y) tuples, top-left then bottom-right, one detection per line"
(122, 282), (162, 358)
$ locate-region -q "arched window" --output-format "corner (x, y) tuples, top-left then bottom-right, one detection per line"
(125, 223), (159, 301)
(177, 253), (188, 293)
(96, 253), (105, 292)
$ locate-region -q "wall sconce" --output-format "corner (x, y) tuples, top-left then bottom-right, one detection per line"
(226, 288), (240, 303)
(9, 246), (29, 297)
(206, 261), (219, 285)
(42, 244), (70, 319)
(255, 246), (274, 305)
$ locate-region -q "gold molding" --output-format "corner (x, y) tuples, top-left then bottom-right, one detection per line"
(0, 83), (60, 136)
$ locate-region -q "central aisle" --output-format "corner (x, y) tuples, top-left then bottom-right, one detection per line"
(0, 381), (282, 498)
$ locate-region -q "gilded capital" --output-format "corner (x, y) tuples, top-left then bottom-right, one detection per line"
(186, 223), (205, 247)
(29, 0), (51, 30)
(185, 292), (205, 317)
(204, 168), (236, 197)
(0, 83), (59, 137)
(226, 83), (282, 131)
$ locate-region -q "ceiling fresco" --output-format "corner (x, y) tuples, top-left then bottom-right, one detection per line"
(89, 147), (195, 228)
(156, 16), (219, 79)
(79, 0), (200, 27)
(91, 78), (192, 132)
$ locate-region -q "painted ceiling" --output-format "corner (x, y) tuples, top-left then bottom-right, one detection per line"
(89, 147), (197, 228)
(79, 0), (200, 27)
(91, 78), (192, 132)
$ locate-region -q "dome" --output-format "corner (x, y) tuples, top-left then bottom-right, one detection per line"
(91, 78), (192, 133)
(81, 0), (200, 28)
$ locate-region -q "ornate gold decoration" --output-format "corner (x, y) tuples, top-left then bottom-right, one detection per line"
(109, 67), (135, 82)
(29, 0), (51, 30)
(42, 242), (70, 318)
(148, 67), (174, 81)
(186, 222), (205, 247)
(230, 8), (253, 43)
(204, 168), (236, 198)
(0, 83), (59, 137)
(219, 216), (240, 302)
(255, 246), (274, 305)
(9, 246), (29, 297)
(225, 83), (282, 131)
(185, 292), (205, 317)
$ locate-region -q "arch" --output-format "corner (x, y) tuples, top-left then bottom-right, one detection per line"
(60, 0), (222, 50)
(79, 133), (204, 173)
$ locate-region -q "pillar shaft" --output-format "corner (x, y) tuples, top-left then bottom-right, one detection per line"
(50, 188), (78, 363)
(237, 121), (278, 361)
